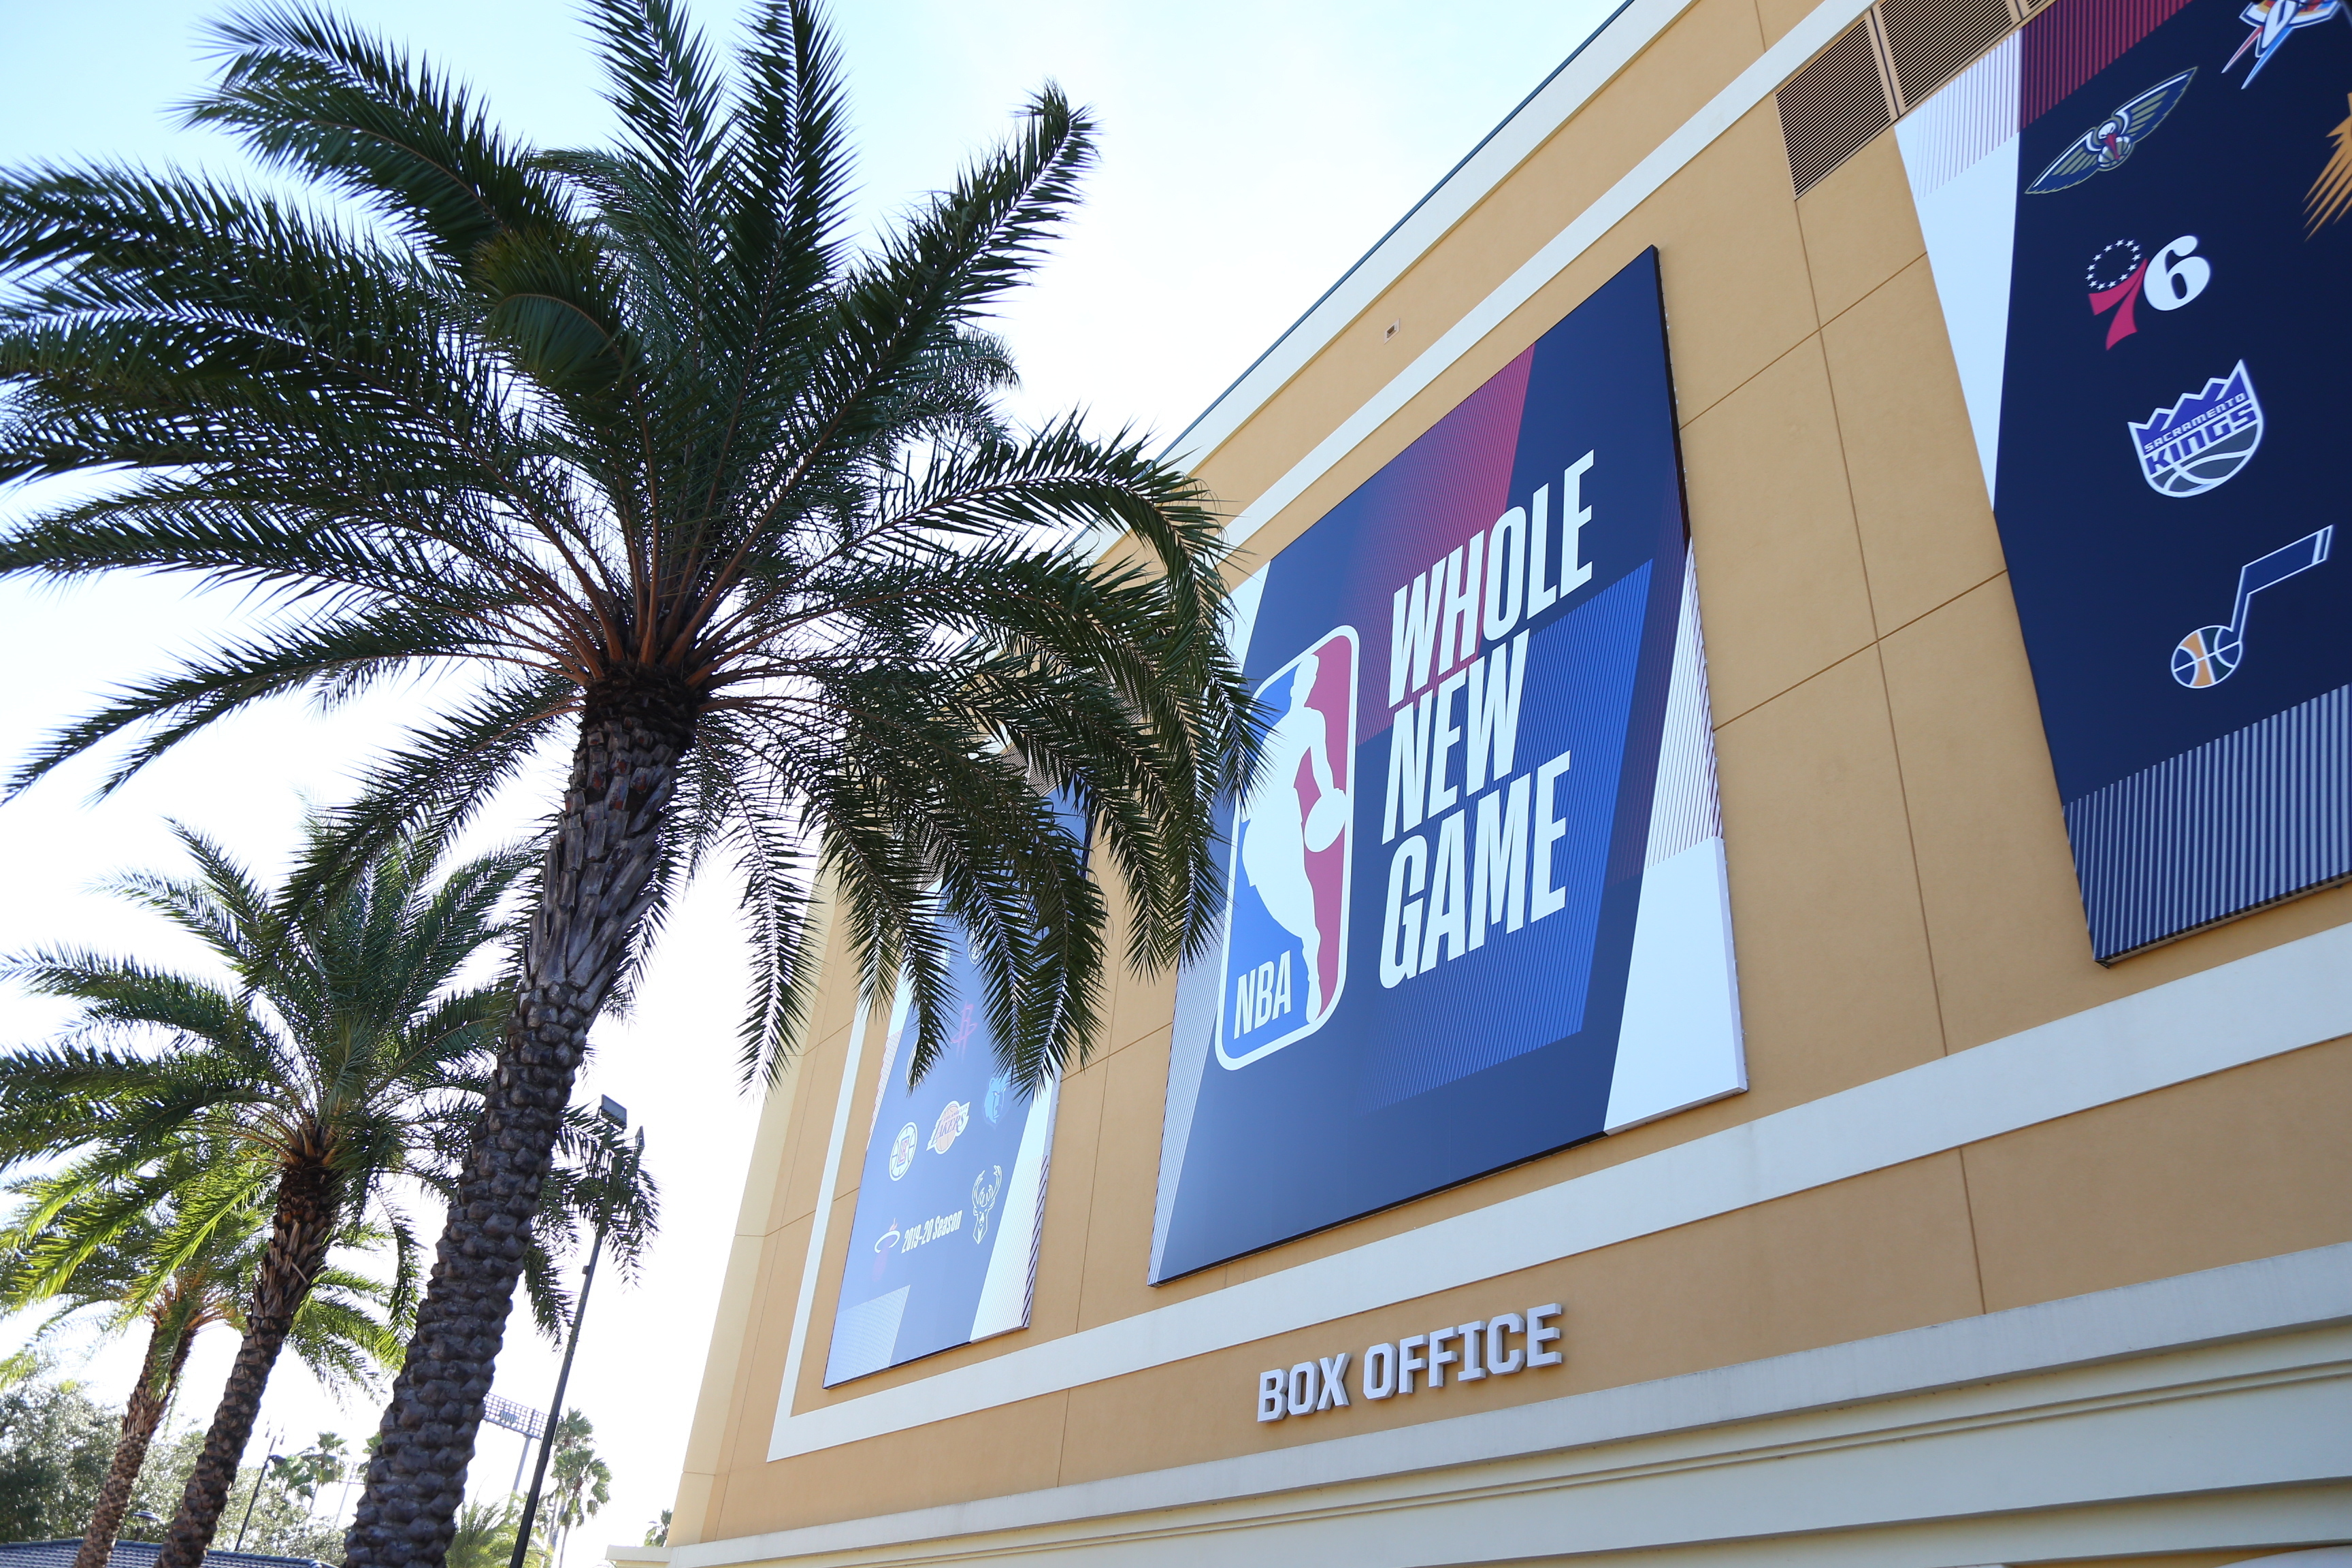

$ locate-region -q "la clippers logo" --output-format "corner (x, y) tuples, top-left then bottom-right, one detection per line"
(2085, 235), (2210, 346)
(1216, 629), (1358, 1069)
(2129, 361), (2266, 495)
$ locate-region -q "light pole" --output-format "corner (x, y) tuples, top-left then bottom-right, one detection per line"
(510, 1098), (640, 1568)
(232, 1437), (285, 1553)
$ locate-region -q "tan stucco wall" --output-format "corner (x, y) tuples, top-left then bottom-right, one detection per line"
(666, 0), (2352, 1544)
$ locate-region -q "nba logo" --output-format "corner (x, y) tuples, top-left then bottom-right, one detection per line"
(1217, 627), (1358, 1068)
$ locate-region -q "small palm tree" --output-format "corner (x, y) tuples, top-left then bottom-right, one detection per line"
(0, 1150), (399, 1568)
(544, 1412), (608, 1568)
(446, 1496), (546, 1568)
(0, 3), (1252, 1563)
(0, 821), (652, 1568)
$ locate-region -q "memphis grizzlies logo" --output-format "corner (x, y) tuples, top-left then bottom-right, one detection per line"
(2130, 361), (2264, 496)
(1216, 628), (1358, 1069)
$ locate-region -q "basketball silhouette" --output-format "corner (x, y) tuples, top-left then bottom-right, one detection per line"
(2172, 623), (2241, 687)
(1304, 790), (1349, 851)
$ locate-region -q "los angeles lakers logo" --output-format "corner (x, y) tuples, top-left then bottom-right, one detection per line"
(1216, 629), (1357, 1069)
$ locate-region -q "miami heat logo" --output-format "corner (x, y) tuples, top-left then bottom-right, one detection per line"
(1217, 629), (1357, 1069)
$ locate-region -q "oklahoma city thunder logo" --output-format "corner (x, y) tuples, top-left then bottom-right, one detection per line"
(2129, 361), (2264, 496)
(1216, 628), (1357, 1069)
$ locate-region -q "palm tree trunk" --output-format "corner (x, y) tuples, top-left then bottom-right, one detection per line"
(75, 1309), (195, 1568)
(345, 688), (691, 1568)
(157, 1162), (341, 1568)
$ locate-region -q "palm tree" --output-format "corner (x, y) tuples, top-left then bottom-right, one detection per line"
(544, 1411), (609, 1568)
(446, 1496), (546, 1568)
(0, 1150), (401, 1568)
(0, 822), (653, 1568)
(0, 1), (1253, 1561)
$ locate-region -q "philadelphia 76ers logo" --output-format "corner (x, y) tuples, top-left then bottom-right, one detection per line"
(1216, 628), (1357, 1069)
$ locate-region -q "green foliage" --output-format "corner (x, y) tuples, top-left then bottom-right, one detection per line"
(642, 1509), (668, 1548)
(0, 1145), (410, 1418)
(446, 1496), (549, 1568)
(0, 1379), (116, 1542)
(0, 0), (1258, 1096)
(121, 1427), (345, 1561)
(0, 818), (658, 1342)
(546, 1414), (609, 1568)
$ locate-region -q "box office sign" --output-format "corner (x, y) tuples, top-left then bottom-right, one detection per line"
(1149, 251), (1746, 1284)
(1898, 0), (2352, 960)
(1255, 1303), (1565, 1423)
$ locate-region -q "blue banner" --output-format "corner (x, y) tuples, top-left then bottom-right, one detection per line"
(1149, 252), (1744, 1284)
(825, 930), (1061, 1383)
(1902, 0), (2352, 960)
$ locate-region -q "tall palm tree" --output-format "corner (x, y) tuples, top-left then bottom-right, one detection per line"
(0, 1), (1253, 1561)
(0, 1149), (402, 1568)
(544, 1412), (608, 1568)
(0, 823), (654, 1568)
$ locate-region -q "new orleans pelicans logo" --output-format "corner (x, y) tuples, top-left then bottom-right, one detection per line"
(2027, 69), (2197, 194)
(1216, 629), (1357, 1069)
(2129, 361), (2265, 496)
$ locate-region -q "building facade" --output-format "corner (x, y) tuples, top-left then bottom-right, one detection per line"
(633, 0), (2352, 1560)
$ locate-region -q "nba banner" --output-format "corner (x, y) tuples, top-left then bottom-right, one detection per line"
(1899, 0), (2352, 961)
(1148, 251), (1744, 1283)
(825, 936), (1060, 1383)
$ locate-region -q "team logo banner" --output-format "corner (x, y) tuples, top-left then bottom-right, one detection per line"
(1898, 0), (2352, 961)
(1148, 251), (1744, 1284)
(824, 926), (1062, 1384)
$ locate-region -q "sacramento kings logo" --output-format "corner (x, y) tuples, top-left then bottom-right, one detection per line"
(1216, 628), (1357, 1069)
(2129, 361), (2264, 496)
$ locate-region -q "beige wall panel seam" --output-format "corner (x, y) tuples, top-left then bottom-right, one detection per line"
(1166, 0), (1708, 472)
(760, 922), (2352, 1460)
(766, 994), (874, 1426)
(679, 1243), (2352, 1567)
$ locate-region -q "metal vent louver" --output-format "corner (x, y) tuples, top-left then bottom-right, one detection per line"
(1879, 0), (2016, 105)
(1778, 20), (1895, 197)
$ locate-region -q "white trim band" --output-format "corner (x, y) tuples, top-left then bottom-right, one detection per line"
(1203, 0), (1876, 546)
(710, 1241), (2352, 1565)
(768, 917), (2351, 1458)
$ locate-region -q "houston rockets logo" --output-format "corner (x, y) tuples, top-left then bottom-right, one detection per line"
(2027, 70), (2197, 194)
(2129, 361), (2265, 495)
(2085, 234), (2210, 346)
(1216, 628), (1358, 1069)
(2225, 0), (2347, 85)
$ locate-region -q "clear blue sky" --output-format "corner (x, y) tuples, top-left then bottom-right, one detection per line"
(0, 0), (1617, 1551)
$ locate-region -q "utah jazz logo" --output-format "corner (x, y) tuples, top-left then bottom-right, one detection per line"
(2085, 235), (2210, 347)
(2027, 70), (2196, 194)
(2129, 361), (2265, 496)
(2173, 527), (2333, 687)
(1217, 629), (1357, 1069)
